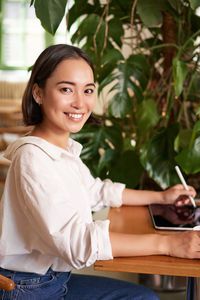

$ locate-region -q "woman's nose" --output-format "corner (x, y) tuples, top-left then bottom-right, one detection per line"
(71, 92), (84, 109)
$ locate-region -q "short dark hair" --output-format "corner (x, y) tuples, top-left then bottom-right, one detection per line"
(22, 44), (96, 126)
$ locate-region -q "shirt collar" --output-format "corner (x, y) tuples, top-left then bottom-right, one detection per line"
(5, 136), (83, 161)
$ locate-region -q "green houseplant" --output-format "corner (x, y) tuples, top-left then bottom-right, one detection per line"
(30, 0), (200, 191)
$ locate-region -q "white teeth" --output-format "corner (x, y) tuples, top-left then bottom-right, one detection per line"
(68, 113), (82, 119)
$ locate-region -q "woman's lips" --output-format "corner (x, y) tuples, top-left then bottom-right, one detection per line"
(64, 112), (84, 121)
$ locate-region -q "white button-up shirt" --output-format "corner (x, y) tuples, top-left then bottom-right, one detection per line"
(0, 136), (125, 274)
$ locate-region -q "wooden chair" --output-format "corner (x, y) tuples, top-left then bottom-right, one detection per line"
(0, 274), (15, 291)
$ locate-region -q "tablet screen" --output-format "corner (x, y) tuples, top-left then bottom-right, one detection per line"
(148, 204), (200, 230)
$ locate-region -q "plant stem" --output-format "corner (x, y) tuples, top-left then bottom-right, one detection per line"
(149, 43), (179, 51)
(130, 0), (137, 54)
(177, 55), (200, 125)
(164, 79), (174, 126)
(178, 29), (200, 58)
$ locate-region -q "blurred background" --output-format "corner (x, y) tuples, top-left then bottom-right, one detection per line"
(0, 1), (200, 299)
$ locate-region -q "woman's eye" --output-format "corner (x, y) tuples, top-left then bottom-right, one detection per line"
(61, 87), (71, 93)
(85, 89), (94, 94)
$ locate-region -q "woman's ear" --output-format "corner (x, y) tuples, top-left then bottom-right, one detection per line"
(32, 83), (43, 105)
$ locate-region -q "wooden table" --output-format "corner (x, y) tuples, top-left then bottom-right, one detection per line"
(0, 105), (21, 114)
(94, 206), (200, 299)
(0, 100), (32, 134)
(0, 101), (23, 128)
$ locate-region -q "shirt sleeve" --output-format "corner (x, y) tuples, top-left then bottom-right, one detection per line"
(12, 145), (113, 270)
(78, 158), (125, 211)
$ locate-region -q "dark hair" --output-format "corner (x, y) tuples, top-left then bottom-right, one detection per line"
(22, 44), (97, 126)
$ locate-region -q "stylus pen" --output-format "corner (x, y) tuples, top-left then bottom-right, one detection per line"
(175, 165), (196, 208)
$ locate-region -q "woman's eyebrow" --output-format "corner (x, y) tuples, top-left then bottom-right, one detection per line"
(86, 83), (96, 87)
(56, 81), (95, 87)
(56, 81), (75, 86)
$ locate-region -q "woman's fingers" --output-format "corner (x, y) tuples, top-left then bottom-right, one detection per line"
(169, 231), (200, 259)
(163, 184), (197, 205)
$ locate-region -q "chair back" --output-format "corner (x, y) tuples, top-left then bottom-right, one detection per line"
(0, 274), (15, 291)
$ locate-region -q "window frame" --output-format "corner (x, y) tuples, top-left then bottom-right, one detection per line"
(0, 0), (54, 70)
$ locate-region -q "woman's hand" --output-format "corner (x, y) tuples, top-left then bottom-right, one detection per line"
(162, 184), (196, 206)
(165, 231), (200, 259)
(122, 184), (196, 207)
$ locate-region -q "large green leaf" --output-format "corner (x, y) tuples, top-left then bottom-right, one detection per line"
(70, 12), (124, 73)
(189, 0), (200, 10)
(71, 126), (96, 140)
(97, 148), (117, 174)
(108, 17), (124, 48)
(108, 92), (133, 118)
(136, 0), (164, 28)
(96, 49), (124, 83)
(175, 136), (200, 174)
(196, 106), (200, 116)
(128, 54), (149, 77)
(98, 72), (117, 95)
(174, 129), (193, 152)
(187, 71), (200, 102)
(167, 0), (180, 10)
(97, 62), (117, 84)
(136, 99), (160, 135)
(140, 123), (180, 189)
(71, 14), (105, 48)
(34, 0), (68, 35)
(127, 55), (149, 90)
(106, 57), (147, 118)
(103, 125), (124, 151)
(102, 49), (124, 65)
(67, 0), (100, 30)
(109, 0), (133, 20)
(173, 57), (188, 97)
(189, 119), (200, 146)
(72, 124), (123, 160)
(109, 150), (144, 188)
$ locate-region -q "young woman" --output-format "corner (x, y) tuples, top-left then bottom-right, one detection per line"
(0, 44), (198, 300)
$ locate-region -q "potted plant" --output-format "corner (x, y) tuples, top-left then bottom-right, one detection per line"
(30, 0), (200, 192)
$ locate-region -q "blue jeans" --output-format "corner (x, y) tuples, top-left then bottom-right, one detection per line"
(0, 267), (160, 300)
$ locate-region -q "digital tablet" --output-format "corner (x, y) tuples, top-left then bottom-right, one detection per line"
(148, 204), (200, 231)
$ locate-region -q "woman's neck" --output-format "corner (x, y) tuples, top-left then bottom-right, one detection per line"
(30, 125), (69, 151)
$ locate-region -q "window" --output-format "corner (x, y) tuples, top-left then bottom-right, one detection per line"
(0, 0), (46, 70)
(0, 0), (72, 72)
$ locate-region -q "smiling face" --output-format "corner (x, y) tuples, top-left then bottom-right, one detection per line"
(32, 58), (95, 141)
